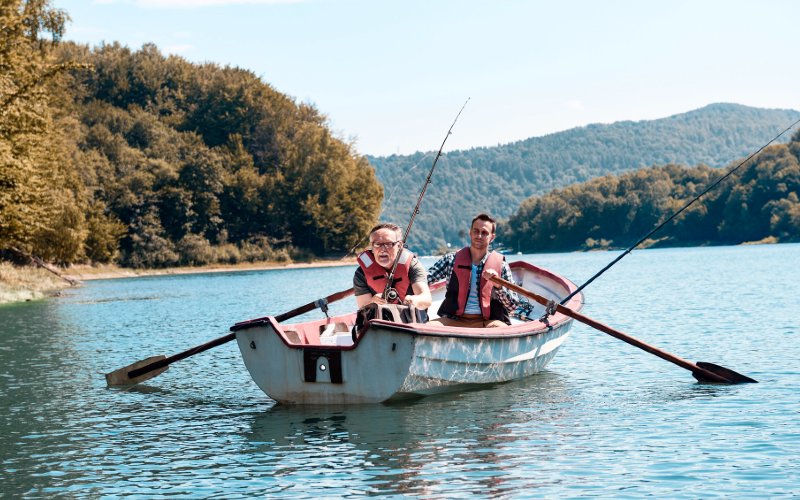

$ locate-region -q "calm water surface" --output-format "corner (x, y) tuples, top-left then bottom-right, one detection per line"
(1, 244), (799, 498)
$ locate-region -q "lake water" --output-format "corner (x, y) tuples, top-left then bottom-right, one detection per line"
(1, 244), (799, 498)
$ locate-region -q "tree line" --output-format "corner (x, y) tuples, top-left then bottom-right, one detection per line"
(3, 1), (798, 271)
(1, 1), (382, 268)
(498, 133), (800, 253)
(371, 103), (800, 254)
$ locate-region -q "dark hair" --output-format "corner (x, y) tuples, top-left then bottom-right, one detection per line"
(471, 213), (496, 234)
(369, 223), (402, 240)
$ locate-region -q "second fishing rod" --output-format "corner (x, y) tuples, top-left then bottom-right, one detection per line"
(382, 98), (470, 303)
(558, 116), (800, 305)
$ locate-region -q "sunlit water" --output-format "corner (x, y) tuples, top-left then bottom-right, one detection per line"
(1, 244), (799, 498)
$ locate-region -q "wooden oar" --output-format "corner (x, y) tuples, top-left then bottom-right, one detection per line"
(105, 287), (354, 387)
(490, 276), (757, 384)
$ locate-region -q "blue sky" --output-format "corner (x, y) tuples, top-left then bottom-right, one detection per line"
(57, 0), (798, 156)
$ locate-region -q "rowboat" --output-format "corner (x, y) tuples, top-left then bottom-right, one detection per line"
(230, 261), (583, 404)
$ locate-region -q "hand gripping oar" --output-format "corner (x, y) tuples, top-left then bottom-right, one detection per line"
(105, 287), (354, 386)
(489, 276), (757, 384)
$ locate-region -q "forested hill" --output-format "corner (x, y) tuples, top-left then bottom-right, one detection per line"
(2, 0), (382, 268)
(369, 104), (800, 254)
(500, 132), (800, 252)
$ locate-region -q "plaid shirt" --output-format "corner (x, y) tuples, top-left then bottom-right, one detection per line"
(427, 251), (519, 313)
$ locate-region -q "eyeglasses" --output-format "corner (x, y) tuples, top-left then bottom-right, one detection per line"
(371, 241), (399, 250)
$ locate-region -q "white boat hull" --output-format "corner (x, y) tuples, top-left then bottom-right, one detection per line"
(398, 325), (571, 395)
(233, 261), (583, 404)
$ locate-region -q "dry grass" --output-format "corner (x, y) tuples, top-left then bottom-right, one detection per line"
(0, 263), (73, 304)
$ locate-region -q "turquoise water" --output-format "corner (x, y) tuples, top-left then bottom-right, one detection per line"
(1, 244), (799, 497)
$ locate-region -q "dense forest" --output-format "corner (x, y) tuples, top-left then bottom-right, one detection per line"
(371, 104), (800, 253)
(499, 133), (800, 252)
(1, 1), (381, 268)
(2, 1), (799, 271)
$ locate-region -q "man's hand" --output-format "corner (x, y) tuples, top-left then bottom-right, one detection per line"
(483, 268), (501, 287)
(404, 294), (422, 307)
(369, 294), (387, 305)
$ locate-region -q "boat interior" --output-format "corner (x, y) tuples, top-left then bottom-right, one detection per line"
(270, 261), (579, 348)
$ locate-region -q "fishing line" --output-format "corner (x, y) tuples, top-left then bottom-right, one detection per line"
(382, 154), (436, 217)
(560, 116), (800, 304)
(382, 98), (470, 302)
(344, 152), (436, 258)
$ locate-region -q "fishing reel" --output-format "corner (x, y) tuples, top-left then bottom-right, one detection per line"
(384, 287), (400, 303)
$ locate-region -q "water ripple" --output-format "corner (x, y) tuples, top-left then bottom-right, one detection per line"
(2, 245), (800, 497)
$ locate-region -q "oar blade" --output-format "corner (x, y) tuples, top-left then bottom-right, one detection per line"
(694, 361), (758, 384)
(105, 355), (168, 387)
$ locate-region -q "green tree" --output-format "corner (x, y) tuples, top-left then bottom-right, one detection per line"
(125, 208), (178, 268)
(84, 200), (126, 263)
(0, 0), (88, 262)
(372, 104), (800, 254)
(55, 41), (384, 265)
(501, 138), (800, 252)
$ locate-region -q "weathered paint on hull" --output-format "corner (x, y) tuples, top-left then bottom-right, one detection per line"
(236, 321), (573, 404)
(234, 261), (583, 404)
(398, 327), (572, 397)
(236, 323), (415, 404)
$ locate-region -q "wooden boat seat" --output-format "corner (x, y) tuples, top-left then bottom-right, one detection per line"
(303, 328), (321, 345)
(319, 322), (350, 335)
(283, 329), (302, 344)
(282, 322), (351, 346)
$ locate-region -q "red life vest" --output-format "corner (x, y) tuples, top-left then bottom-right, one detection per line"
(452, 247), (504, 319)
(357, 249), (414, 302)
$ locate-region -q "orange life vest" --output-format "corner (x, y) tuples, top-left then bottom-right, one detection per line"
(438, 247), (506, 321)
(357, 249), (414, 302)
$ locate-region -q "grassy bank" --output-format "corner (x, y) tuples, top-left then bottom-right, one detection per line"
(0, 263), (75, 305)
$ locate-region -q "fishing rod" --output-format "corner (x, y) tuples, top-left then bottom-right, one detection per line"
(559, 116), (800, 305)
(382, 98), (470, 302)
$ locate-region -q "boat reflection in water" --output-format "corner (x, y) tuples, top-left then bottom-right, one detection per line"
(242, 371), (574, 497)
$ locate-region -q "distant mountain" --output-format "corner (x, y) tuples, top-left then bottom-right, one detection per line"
(368, 103), (800, 254)
(503, 132), (800, 254)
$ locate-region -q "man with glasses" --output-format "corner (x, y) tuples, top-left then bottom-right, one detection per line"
(426, 213), (518, 327)
(354, 223), (432, 310)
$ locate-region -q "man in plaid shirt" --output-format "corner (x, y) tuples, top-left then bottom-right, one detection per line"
(427, 213), (518, 327)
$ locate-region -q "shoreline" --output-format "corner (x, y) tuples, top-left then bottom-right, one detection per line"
(0, 258), (357, 305)
(63, 258), (357, 281)
(0, 262), (73, 305)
